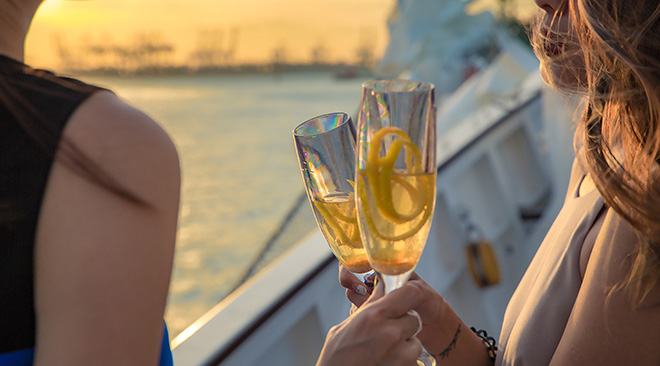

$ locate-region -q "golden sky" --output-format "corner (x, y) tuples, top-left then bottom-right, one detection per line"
(26, 0), (397, 69)
(26, 0), (538, 70)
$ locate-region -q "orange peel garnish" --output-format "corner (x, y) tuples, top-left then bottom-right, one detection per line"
(359, 126), (432, 241)
(313, 196), (362, 249)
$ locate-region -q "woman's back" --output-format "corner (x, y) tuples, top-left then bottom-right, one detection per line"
(0, 54), (101, 354)
(0, 52), (180, 365)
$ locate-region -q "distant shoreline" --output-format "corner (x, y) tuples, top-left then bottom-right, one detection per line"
(64, 63), (375, 79)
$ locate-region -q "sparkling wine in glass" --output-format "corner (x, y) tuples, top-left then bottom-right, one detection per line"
(356, 80), (437, 365)
(294, 112), (374, 281)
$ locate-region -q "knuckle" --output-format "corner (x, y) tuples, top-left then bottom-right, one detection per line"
(364, 302), (388, 318)
(359, 306), (382, 324)
(339, 273), (359, 290)
(404, 340), (424, 362)
(339, 277), (352, 290)
(378, 324), (405, 347)
(403, 280), (425, 300)
(406, 279), (446, 304)
(351, 310), (373, 330)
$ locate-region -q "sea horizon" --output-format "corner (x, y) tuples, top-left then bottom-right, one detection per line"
(80, 71), (368, 338)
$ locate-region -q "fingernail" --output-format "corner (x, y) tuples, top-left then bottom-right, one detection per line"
(354, 284), (368, 296)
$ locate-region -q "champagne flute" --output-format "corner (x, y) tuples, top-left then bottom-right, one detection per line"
(356, 80), (437, 366)
(293, 112), (374, 283)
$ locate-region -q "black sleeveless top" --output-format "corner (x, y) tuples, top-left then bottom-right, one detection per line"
(0, 54), (100, 353)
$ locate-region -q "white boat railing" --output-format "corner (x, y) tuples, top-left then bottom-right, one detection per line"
(171, 71), (574, 366)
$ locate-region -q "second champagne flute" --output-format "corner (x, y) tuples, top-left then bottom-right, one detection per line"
(293, 112), (374, 283)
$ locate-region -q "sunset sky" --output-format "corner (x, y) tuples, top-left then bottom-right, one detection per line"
(26, 0), (396, 69)
(26, 0), (537, 70)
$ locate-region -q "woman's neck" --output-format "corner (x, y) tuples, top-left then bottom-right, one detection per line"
(0, 0), (42, 62)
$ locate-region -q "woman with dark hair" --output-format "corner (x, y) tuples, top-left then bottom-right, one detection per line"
(325, 0), (660, 364)
(0, 0), (180, 365)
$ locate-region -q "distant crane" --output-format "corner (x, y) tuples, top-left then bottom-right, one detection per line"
(310, 40), (328, 66)
(190, 27), (240, 69)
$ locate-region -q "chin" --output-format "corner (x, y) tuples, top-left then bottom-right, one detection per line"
(538, 60), (563, 89)
(539, 63), (552, 86)
(538, 55), (584, 93)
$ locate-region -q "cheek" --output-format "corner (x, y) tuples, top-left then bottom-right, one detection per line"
(556, 13), (571, 34)
(541, 10), (570, 29)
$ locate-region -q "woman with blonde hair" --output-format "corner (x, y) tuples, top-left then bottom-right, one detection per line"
(322, 0), (660, 364)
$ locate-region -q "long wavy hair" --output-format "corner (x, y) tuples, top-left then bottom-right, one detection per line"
(532, 0), (660, 303)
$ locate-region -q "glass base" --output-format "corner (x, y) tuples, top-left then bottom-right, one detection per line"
(417, 351), (436, 366)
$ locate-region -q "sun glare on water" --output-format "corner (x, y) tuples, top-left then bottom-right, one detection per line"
(37, 0), (63, 17)
(34, 0), (111, 27)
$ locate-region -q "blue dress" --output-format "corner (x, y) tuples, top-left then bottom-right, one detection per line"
(0, 324), (173, 366)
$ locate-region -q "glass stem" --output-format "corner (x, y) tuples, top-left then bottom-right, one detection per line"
(378, 271), (437, 366)
(379, 270), (413, 294)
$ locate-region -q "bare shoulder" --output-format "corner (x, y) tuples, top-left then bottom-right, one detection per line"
(551, 209), (660, 365)
(33, 90), (180, 365)
(68, 90), (173, 146)
(62, 90), (180, 208)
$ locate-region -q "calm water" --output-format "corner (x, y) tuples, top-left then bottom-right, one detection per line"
(86, 72), (366, 338)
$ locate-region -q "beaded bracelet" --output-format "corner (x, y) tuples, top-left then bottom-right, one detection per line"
(470, 327), (498, 362)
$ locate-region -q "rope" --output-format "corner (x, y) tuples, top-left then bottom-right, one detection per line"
(229, 190), (309, 293)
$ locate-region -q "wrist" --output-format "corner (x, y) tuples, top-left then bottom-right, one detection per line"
(470, 327), (497, 363)
(420, 321), (495, 365)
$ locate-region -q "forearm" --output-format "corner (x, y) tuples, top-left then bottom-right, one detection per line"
(419, 307), (493, 366)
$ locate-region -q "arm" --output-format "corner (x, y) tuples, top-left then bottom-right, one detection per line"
(550, 209), (660, 365)
(33, 91), (180, 366)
